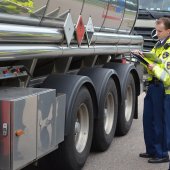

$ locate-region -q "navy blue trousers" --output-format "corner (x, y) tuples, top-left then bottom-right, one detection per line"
(164, 94), (170, 150)
(143, 82), (168, 158)
(164, 95), (170, 169)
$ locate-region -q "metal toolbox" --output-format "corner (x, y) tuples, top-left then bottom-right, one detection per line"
(0, 87), (65, 170)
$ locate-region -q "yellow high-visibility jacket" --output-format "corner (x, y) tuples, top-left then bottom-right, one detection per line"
(144, 37), (170, 94)
(0, 0), (33, 14)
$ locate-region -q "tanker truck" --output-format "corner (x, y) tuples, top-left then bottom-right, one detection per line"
(0, 0), (143, 170)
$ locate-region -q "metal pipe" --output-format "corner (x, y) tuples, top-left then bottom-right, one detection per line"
(0, 45), (142, 61)
(92, 32), (119, 44)
(0, 13), (64, 27)
(94, 46), (118, 54)
(0, 23), (64, 43)
(0, 23), (143, 45)
(117, 45), (142, 53)
(93, 32), (143, 45)
(130, 35), (144, 44)
(0, 45), (63, 61)
(62, 46), (94, 56)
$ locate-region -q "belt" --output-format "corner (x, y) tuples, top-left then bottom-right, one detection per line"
(165, 86), (170, 90)
(149, 77), (162, 84)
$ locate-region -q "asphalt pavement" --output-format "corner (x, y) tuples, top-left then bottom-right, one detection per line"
(83, 93), (169, 170)
(24, 93), (169, 170)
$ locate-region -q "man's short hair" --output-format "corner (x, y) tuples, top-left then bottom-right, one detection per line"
(156, 17), (170, 30)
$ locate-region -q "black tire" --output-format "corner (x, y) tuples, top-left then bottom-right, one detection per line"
(93, 78), (118, 151)
(56, 86), (94, 170)
(116, 73), (136, 136)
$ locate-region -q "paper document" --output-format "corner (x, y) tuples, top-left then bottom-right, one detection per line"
(143, 52), (162, 64)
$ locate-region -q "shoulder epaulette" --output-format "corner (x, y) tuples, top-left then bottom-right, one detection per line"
(164, 43), (170, 50)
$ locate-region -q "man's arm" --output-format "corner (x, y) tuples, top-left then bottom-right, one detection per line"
(151, 50), (170, 86)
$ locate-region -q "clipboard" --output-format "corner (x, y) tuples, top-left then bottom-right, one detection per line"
(131, 52), (149, 66)
(143, 52), (162, 64)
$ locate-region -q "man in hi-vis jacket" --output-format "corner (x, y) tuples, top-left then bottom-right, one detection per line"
(134, 17), (170, 164)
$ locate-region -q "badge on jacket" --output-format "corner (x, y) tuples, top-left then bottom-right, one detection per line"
(163, 52), (170, 58)
(167, 62), (170, 69)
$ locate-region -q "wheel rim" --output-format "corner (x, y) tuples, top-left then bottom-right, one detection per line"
(74, 103), (89, 153)
(104, 92), (115, 135)
(125, 85), (133, 122)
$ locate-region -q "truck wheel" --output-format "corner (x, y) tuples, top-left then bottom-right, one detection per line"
(58, 86), (93, 170)
(93, 78), (118, 151)
(116, 73), (136, 136)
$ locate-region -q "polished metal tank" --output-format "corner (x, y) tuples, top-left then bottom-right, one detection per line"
(0, 0), (142, 62)
(0, 0), (138, 34)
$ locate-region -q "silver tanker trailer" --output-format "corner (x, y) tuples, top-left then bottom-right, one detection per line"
(0, 0), (143, 170)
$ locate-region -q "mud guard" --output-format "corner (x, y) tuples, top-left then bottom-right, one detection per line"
(41, 74), (98, 136)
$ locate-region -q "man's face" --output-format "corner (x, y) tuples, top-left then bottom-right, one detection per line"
(155, 23), (170, 40)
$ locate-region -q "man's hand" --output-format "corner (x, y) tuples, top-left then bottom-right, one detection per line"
(131, 50), (144, 57)
(148, 64), (155, 71)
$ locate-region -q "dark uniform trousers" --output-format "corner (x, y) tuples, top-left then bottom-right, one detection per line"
(165, 95), (170, 170)
(164, 94), (170, 150)
(143, 82), (168, 158)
